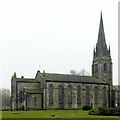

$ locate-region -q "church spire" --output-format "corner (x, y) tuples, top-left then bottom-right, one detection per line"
(95, 11), (109, 58)
(98, 11), (105, 44)
(99, 11), (104, 31)
(92, 11), (112, 82)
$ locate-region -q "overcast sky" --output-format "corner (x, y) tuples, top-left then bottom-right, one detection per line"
(0, 0), (118, 89)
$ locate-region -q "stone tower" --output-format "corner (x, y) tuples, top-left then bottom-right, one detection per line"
(92, 12), (112, 85)
(92, 12), (113, 107)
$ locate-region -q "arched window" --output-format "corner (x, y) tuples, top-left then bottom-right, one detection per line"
(58, 85), (64, 105)
(19, 91), (23, 103)
(34, 96), (37, 107)
(103, 87), (107, 107)
(77, 86), (81, 104)
(86, 86), (90, 104)
(49, 84), (53, 104)
(104, 63), (107, 71)
(68, 86), (72, 104)
(94, 87), (98, 104)
(95, 64), (98, 72)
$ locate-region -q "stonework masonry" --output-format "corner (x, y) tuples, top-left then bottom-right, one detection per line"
(11, 12), (114, 110)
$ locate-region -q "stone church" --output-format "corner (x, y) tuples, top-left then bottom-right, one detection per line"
(11, 13), (114, 110)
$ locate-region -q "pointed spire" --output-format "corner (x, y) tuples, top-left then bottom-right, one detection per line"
(98, 11), (106, 45)
(100, 11), (104, 30)
(95, 11), (108, 58)
(108, 43), (111, 58)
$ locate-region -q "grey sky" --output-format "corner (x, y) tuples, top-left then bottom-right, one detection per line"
(0, 0), (118, 89)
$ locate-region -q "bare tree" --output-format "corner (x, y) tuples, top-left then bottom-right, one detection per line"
(1, 88), (11, 110)
(77, 69), (90, 76)
(70, 70), (77, 75)
(70, 69), (90, 76)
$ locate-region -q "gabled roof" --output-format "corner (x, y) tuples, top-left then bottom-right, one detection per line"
(14, 72), (109, 85)
(16, 78), (39, 83)
(43, 73), (109, 84)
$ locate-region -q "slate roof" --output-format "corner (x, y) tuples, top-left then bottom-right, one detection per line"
(15, 72), (109, 85)
(16, 78), (39, 83)
(43, 73), (109, 84)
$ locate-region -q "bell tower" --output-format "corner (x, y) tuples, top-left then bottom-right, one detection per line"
(92, 12), (112, 85)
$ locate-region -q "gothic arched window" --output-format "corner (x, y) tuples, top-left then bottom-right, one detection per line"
(103, 87), (107, 107)
(86, 86), (90, 104)
(68, 86), (72, 104)
(104, 63), (107, 71)
(34, 96), (37, 107)
(58, 85), (64, 105)
(94, 87), (98, 104)
(19, 91), (23, 103)
(95, 64), (98, 72)
(77, 86), (81, 104)
(49, 84), (53, 104)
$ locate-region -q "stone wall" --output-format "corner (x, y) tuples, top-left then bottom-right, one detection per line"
(45, 82), (109, 109)
(17, 82), (40, 91)
(26, 93), (42, 110)
(11, 80), (41, 110)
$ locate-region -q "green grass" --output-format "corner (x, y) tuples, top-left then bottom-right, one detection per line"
(2, 110), (119, 119)
(0, 111), (2, 119)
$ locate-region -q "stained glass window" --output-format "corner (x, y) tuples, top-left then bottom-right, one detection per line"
(68, 86), (72, 104)
(58, 85), (64, 104)
(49, 85), (53, 104)
(103, 87), (107, 107)
(94, 87), (98, 104)
(86, 86), (90, 104)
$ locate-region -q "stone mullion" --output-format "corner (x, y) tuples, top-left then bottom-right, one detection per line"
(90, 85), (93, 108)
(73, 86), (77, 109)
(43, 80), (47, 109)
(53, 85), (58, 109)
(81, 85), (85, 108)
(91, 85), (95, 108)
(64, 84), (68, 109)
(46, 83), (49, 109)
(43, 84), (46, 109)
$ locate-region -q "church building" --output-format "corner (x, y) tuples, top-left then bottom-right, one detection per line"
(11, 13), (114, 110)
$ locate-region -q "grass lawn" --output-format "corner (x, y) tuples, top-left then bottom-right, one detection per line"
(2, 110), (119, 119)
(0, 111), (2, 119)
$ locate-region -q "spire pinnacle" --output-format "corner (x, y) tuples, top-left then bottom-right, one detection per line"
(95, 11), (109, 58)
(100, 11), (103, 29)
(98, 11), (105, 44)
(108, 43), (111, 58)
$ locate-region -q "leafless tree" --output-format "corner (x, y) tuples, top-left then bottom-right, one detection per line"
(70, 70), (77, 75)
(77, 69), (90, 76)
(1, 88), (11, 110)
(70, 69), (90, 76)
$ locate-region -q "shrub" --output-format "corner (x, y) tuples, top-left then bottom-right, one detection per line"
(82, 105), (92, 110)
(1, 108), (11, 111)
(89, 107), (120, 116)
